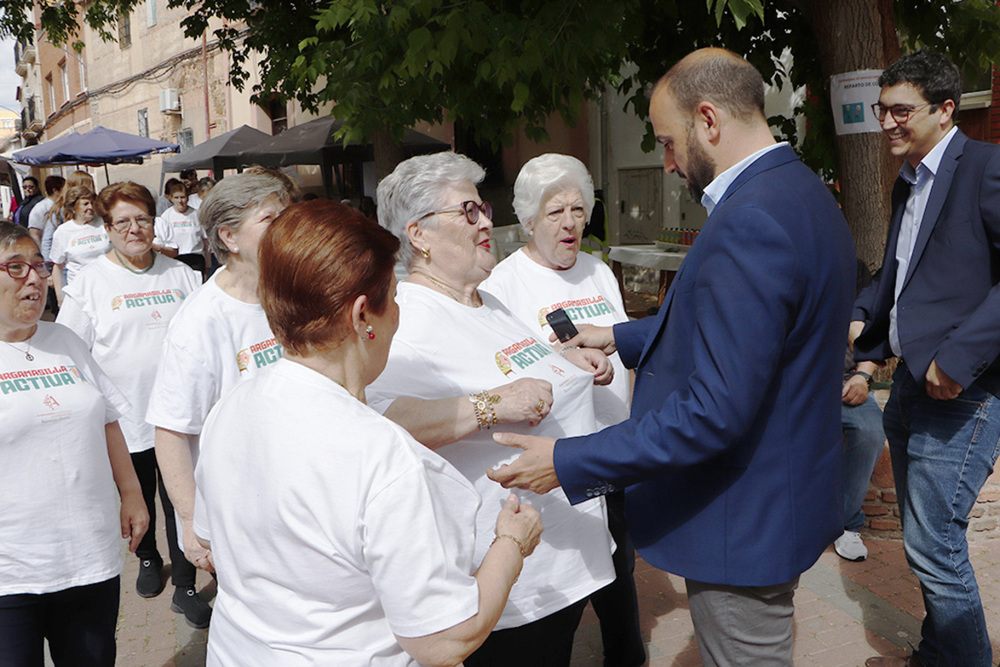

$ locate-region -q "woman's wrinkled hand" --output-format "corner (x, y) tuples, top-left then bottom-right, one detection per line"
(562, 346), (614, 385)
(492, 378), (554, 426)
(120, 493), (149, 553)
(494, 493), (543, 558)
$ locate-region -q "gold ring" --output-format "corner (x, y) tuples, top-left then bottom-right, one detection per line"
(536, 400), (546, 413)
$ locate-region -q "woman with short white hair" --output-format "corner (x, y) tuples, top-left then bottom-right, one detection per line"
(481, 153), (645, 666)
(368, 151), (616, 666)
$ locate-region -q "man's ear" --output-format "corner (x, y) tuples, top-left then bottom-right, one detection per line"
(695, 101), (722, 145)
(937, 98), (956, 128)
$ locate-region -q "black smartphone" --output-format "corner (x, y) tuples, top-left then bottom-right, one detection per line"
(546, 308), (579, 343)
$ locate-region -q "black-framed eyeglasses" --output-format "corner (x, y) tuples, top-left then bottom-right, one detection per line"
(0, 260), (54, 279)
(107, 215), (155, 234)
(415, 200), (493, 226)
(871, 102), (932, 124)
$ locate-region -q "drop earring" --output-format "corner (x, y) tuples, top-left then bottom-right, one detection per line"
(365, 325), (375, 340)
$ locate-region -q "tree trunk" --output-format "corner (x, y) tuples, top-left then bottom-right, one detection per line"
(805, 0), (901, 272)
(373, 128), (406, 183)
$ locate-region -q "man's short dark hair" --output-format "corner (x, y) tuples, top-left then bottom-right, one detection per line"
(878, 49), (962, 114)
(656, 48), (766, 123)
(44, 175), (65, 196)
(179, 169), (197, 181)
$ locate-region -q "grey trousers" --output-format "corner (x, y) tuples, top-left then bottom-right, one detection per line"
(686, 576), (799, 666)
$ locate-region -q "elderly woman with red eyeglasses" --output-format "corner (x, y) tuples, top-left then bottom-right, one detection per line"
(367, 151), (616, 666)
(0, 220), (147, 667)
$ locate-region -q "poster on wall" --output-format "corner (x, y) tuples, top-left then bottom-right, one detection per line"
(830, 70), (884, 136)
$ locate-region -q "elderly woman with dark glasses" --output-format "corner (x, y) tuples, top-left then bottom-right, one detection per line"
(367, 152), (616, 666)
(0, 221), (148, 667)
(55, 183), (204, 620)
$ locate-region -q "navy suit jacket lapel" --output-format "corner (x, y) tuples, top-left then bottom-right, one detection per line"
(902, 130), (966, 290)
(635, 145), (797, 366)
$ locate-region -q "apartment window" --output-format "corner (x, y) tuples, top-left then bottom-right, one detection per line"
(119, 11), (131, 48)
(177, 128), (194, 151)
(59, 60), (69, 103)
(138, 108), (149, 137)
(266, 97), (287, 135)
(146, 0), (157, 27)
(45, 76), (55, 114)
(78, 52), (87, 91)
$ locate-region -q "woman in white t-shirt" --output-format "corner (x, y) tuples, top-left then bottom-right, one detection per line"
(480, 154), (645, 666)
(368, 152), (616, 666)
(56, 182), (206, 626)
(194, 200), (542, 666)
(0, 221), (148, 667)
(148, 172), (291, 608)
(50, 185), (108, 306)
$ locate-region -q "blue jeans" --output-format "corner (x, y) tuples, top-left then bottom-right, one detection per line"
(842, 393), (886, 530)
(883, 365), (1000, 667)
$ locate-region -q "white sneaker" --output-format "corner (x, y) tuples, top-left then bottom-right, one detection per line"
(834, 530), (868, 561)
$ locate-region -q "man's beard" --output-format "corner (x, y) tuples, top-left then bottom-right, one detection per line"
(682, 126), (716, 203)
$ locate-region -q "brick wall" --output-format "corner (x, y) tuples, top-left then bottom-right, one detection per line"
(861, 390), (1000, 541)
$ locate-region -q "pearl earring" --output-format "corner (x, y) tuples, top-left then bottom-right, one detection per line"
(365, 325), (375, 340)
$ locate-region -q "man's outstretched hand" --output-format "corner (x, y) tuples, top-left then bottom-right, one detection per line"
(486, 433), (561, 494)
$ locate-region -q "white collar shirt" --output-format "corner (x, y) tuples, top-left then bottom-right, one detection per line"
(889, 126), (958, 358)
(701, 142), (788, 216)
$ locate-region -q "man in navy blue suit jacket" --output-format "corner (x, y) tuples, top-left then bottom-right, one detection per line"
(854, 51), (1000, 667)
(489, 48), (855, 665)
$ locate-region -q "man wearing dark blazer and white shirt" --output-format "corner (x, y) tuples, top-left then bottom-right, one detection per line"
(488, 48), (855, 665)
(854, 50), (1000, 667)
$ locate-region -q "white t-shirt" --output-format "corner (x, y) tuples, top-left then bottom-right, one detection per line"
(27, 197), (54, 231)
(57, 255), (202, 454)
(146, 267), (282, 450)
(157, 206), (204, 254)
(50, 219), (110, 284)
(367, 283), (614, 629)
(188, 193), (202, 210)
(0, 323), (130, 595)
(482, 249), (631, 430)
(194, 360), (481, 666)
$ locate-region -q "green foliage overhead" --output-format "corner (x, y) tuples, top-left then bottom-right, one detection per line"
(3, 0), (998, 168)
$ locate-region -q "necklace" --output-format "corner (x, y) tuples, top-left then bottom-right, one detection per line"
(411, 270), (481, 307)
(114, 248), (155, 275)
(2, 337), (34, 361)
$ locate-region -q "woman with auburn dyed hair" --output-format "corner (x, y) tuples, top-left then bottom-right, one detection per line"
(193, 200), (542, 666)
(56, 182), (202, 617)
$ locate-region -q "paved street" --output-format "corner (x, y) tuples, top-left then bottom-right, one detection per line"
(101, 516), (1000, 667)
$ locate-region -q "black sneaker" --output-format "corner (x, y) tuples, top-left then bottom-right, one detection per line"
(171, 586), (212, 629)
(135, 557), (165, 598)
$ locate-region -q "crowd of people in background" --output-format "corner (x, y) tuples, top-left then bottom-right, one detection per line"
(1, 46), (997, 667)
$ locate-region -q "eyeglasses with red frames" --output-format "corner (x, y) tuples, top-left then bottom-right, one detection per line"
(0, 261), (55, 279)
(870, 102), (932, 124)
(415, 200), (493, 226)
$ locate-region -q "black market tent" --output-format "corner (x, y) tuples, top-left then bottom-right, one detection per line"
(234, 116), (450, 198)
(160, 125), (270, 180)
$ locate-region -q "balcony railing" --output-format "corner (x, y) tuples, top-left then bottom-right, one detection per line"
(14, 39), (36, 77)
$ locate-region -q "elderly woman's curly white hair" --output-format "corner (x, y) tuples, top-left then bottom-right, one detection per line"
(512, 154), (595, 232)
(376, 152), (486, 269)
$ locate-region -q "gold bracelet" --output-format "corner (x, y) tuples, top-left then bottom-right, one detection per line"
(492, 533), (527, 558)
(469, 390), (501, 431)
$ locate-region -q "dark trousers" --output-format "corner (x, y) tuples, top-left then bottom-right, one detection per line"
(176, 253), (206, 276)
(0, 577), (120, 667)
(464, 597), (587, 667)
(130, 449), (196, 587)
(589, 491), (646, 666)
